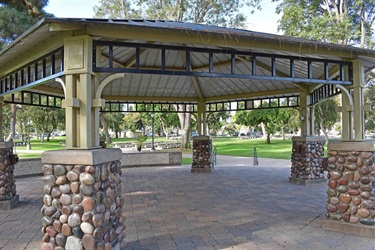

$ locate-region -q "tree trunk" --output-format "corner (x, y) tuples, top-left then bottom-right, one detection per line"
(360, 2), (366, 47)
(41, 130), (45, 143)
(261, 123), (266, 138)
(159, 118), (170, 140)
(266, 133), (271, 144)
(99, 113), (112, 144)
(177, 105), (192, 150)
(282, 127), (285, 140)
(320, 121), (329, 146)
(5, 104), (17, 142)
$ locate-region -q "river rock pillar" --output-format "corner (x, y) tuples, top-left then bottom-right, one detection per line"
(41, 149), (126, 249)
(289, 136), (325, 185)
(322, 140), (375, 238)
(0, 140), (19, 210)
(191, 136), (213, 173)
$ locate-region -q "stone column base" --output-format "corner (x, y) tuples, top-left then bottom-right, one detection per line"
(191, 168), (214, 173)
(290, 136), (325, 183)
(0, 194), (19, 210)
(41, 149), (126, 249)
(324, 140), (375, 237)
(0, 140), (18, 208)
(322, 219), (375, 238)
(288, 177), (326, 186)
(191, 136), (214, 173)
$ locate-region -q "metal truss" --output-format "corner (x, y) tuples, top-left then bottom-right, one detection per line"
(0, 47), (64, 97)
(101, 95), (300, 113)
(4, 91), (63, 109)
(93, 41), (353, 85)
(101, 102), (198, 113)
(310, 84), (341, 105)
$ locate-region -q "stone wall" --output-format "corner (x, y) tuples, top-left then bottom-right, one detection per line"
(41, 149), (126, 249)
(121, 151), (182, 167)
(191, 136), (213, 173)
(14, 158), (43, 178)
(325, 142), (375, 228)
(0, 143), (17, 201)
(290, 136), (325, 181)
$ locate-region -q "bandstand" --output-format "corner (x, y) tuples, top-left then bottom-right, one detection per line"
(0, 18), (374, 248)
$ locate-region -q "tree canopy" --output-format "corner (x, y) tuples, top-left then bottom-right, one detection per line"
(276, 0), (375, 47)
(0, 0), (51, 49)
(94, 0), (248, 28)
(234, 101), (296, 143)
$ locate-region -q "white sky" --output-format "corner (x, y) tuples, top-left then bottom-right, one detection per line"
(45, 0), (281, 34)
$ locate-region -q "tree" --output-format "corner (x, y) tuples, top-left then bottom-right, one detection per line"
(1, 1), (51, 142)
(364, 72), (375, 132)
(276, 0), (375, 47)
(276, 1), (375, 141)
(314, 98), (340, 145)
(94, 0), (247, 28)
(5, 103), (18, 141)
(16, 106), (34, 149)
(206, 104), (231, 135)
(104, 112), (125, 138)
(234, 102), (293, 143)
(287, 108), (301, 134)
(177, 105), (192, 149)
(0, 0), (51, 49)
(29, 107), (64, 143)
(158, 112), (180, 139)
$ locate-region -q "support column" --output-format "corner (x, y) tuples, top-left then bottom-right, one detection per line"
(352, 60), (365, 140)
(197, 101), (207, 136)
(323, 141), (375, 238)
(0, 97), (3, 140)
(340, 92), (353, 140)
(40, 149), (126, 249)
(309, 106), (315, 136)
(0, 140), (19, 210)
(299, 92), (311, 136)
(289, 136), (325, 185)
(63, 35), (100, 149)
(191, 136), (213, 173)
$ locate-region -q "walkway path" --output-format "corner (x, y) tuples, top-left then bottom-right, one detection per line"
(0, 155), (374, 249)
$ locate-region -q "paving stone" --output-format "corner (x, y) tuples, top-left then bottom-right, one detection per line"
(1, 156), (375, 249)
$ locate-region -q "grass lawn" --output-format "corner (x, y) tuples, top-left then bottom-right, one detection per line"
(13, 136), (293, 161)
(212, 137), (292, 160)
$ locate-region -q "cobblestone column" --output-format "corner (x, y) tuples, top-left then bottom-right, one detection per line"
(322, 141), (375, 238)
(191, 136), (213, 173)
(289, 136), (325, 185)
(0, 140), (19, 210)
(41, 149), (126, 249)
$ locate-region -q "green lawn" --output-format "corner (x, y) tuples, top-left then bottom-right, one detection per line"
(212, 137), (292, 160)
(13, 136), (293, 161)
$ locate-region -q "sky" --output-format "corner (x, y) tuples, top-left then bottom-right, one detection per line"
(45, 0), (281, 34)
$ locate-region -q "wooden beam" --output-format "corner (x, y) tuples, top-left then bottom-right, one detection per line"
(102, 95), (198, 102)
(85, 25), (366, 59)
(33, 85), (65, 96)
(205, 88), (301, 102)
(49, 23), (83, 31)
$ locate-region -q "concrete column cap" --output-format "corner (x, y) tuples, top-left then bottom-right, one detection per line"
(328, 140), (375, 151)
(292, 136), (325, 142)
(41, 148), (122, 165)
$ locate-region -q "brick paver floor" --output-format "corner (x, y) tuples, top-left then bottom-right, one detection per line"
(1, 155), (374, 249)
